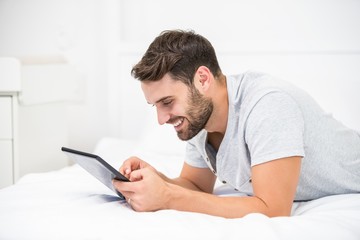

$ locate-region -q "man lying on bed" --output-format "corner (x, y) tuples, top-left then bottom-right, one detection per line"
(113, 30), (360, 218)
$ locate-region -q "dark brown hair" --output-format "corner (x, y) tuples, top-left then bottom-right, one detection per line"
(131, 30), (222, 86)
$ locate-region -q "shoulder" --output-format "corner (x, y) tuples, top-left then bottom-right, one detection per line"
(245, 91), (306, 165)
(227, 71), (302, 119)
(227, 71), (286, 106)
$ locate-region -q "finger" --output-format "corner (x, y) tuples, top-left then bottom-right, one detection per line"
(120, 191), (132, 201)
(119, 160), (132, 176)
(129, 168), (145, 182)
(112, 179), (138, 193)
(127, 198), (138, 210)
(129, 167), (155, 182)
(117, 187), (134, 200)
(119, 156), (142, 176)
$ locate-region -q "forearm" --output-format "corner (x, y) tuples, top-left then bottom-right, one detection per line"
(165, 183), (275, 218)
(157, 172), (203, 191)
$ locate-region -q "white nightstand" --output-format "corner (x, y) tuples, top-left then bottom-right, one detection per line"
(0, 58), (21, 188)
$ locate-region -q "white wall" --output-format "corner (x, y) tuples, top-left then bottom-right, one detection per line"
(0, 0), (112, 152)
(114, 0), (360, 140)
(0, 0), (359, 171)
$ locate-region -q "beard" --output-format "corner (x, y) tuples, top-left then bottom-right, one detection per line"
(176, 86), (214, 141)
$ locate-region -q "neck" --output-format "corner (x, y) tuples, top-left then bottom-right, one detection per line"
(204, 74), (228, 135)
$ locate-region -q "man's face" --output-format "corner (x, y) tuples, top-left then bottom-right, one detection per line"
(141, 74), (213, 141)
(180, 86), (213, 140)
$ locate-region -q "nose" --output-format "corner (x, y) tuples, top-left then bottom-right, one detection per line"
(156, 107), (170, 125)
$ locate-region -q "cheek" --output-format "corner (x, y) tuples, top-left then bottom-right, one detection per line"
(169, 106), (182, 118)
(173, 102), (189, 117)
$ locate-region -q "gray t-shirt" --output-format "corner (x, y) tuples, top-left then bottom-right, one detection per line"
(185, 71), (360, 201)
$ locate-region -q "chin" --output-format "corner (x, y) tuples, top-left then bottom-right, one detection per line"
(176, 133), (189, 141)
(176, 129), (202, 141)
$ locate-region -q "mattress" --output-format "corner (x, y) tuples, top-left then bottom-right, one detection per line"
(0, 137), (359, 240)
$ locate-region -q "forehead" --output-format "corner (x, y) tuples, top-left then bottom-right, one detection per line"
(141, 73), (189, 104)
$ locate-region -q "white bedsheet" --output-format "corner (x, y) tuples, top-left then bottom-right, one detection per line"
(0, 137), (359, 240)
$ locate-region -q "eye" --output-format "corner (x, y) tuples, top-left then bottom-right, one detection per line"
(162, 99), (173, 106)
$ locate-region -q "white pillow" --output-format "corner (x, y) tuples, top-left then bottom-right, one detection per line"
(137, 111), (187, 157)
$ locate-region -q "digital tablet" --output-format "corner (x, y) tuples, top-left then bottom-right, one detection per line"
(61, 147), (129, 200)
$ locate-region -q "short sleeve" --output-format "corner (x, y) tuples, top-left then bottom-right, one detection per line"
(184, 141), (209, 168)
(245, 91), (305, 166)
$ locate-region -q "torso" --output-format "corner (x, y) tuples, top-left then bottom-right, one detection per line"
(185, 71), (360, 200)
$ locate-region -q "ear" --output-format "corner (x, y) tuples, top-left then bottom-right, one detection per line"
(194, 66), (211, 93)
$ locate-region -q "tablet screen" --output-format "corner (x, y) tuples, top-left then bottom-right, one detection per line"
(61, 147), (129, 200)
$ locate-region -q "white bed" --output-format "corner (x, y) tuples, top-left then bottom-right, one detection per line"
(1, 135), (360, 240)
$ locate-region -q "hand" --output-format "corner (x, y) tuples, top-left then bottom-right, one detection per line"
(119, 156), (156, 181)
(113, 167), (171, 212)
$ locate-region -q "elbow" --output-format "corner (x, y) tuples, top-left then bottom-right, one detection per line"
(266, 208), (292, 217)
(254, 196), (292, 217)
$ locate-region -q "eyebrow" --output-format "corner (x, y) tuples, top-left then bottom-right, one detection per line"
(148, 96), (173, 106)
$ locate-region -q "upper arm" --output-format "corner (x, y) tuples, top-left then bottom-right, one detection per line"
(179, 162), (217, 193)
(251, 156), (302, 216)
(245, 92), (305, 166)
(245, 92), (304, 216)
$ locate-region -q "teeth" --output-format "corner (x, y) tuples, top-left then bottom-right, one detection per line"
(173, 118), (184, 127)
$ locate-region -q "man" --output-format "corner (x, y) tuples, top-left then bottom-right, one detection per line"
(113, 30), (360, 218)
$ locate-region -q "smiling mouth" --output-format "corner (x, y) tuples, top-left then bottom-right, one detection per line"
(169, 117), (184, 130)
